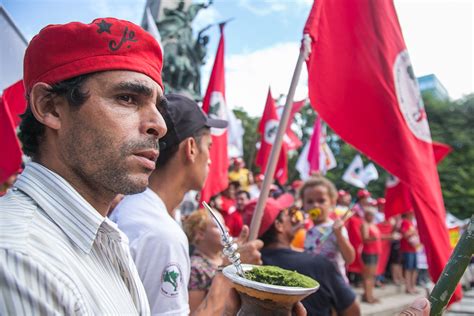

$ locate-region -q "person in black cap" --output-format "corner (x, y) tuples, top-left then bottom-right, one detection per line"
(112, 93), (263, 316)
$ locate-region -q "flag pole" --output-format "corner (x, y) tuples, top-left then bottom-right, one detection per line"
(429, 215), (473, 315)
(249, 35), (312, 240)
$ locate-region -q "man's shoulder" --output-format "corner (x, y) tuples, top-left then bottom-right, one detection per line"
(113, 190), (169, 232)
(0, 190), (38, 251)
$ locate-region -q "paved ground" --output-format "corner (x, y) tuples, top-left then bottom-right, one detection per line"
(446, 289), (474, 316)
(356, 284), (428, 316)
(358, 285), (474, 316)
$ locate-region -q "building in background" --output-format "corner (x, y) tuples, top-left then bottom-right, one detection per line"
(417, 74), (449, 100)
(0, 5), (27, 92)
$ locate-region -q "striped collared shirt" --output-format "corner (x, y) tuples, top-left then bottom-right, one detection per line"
(0, 162), (150, 315)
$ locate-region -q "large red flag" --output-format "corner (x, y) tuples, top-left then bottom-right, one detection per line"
(304, 0), (461, 302)
(200, 24), (228, 202)
(0, 99), (22, 183)
(255, 88), (288, 184)
(384, 141), (452, 218)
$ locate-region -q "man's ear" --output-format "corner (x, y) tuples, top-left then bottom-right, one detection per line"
(29, 82), (65, 130)
(183, 137), (198, 163)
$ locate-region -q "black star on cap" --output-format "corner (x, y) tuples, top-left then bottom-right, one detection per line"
(96, 19), (112, 34)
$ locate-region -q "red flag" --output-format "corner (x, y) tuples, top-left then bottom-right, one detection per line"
(2, 80), (27, 127)
(384, 175), (413, 219)
(255, 88), (288, 184)
(200, 24), (228, 202)
(384, 141), (452, 218)
(377, 222), (394, 275)
(433, 141), (452, 163)
(307, 116), (321, 173)
(0, 97), (22, 183)
(304, 0), (461, 302)
(284, 100), (305, 150)
(346, 215), (364, 274)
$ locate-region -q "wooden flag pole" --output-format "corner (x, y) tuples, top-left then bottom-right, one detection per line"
(249, 35), (312, 240)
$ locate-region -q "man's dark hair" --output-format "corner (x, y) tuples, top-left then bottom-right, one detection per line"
(156, 126), (210, 168)
(18, 74), (93, 158)
(259, 210), (284, 246)
(236, 190), (250, 200)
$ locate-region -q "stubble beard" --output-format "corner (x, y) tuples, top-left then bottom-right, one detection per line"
(64, 125), (159, 196)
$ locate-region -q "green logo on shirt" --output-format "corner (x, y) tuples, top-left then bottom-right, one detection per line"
(161, 263), (183, 297)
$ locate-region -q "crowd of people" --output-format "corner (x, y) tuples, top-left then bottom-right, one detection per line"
(0, 17), (432, 316)
(161, 156), (428, 311)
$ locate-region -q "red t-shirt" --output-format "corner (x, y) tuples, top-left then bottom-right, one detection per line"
(221, 209), (243, 237)
(400, 219), (417, 253)
(219, 196), (243, 237)
(362, 224), (381, 255)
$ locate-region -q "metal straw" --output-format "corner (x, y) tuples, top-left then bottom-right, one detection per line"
(202, 201), (245, 277)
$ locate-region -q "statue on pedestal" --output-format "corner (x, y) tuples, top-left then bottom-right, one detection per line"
(157, 0), (213, 99)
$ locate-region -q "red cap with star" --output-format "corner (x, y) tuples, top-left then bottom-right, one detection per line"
(24, 18), (163, 92)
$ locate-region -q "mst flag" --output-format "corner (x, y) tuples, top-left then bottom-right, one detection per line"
(255, 88), (288, 184)
(360, 163), (379, 186)
(384, 141), (452, 218)
(342, 155), (365, 188)
(304, 0), (461, 301)
(200, 24), (228, 202)
(282, 99), (305, 150)
(296, 117), (336, 179)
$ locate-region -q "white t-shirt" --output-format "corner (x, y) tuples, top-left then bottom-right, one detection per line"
(113, 188), (190, 316)
(304, 220), (349, 281)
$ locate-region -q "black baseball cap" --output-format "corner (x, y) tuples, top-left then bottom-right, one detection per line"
(159, 93), (228, 150)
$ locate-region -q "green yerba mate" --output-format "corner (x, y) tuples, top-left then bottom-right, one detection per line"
(245, 266), (317, 288)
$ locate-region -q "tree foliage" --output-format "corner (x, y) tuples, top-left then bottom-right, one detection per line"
(424, 93), (474, 219)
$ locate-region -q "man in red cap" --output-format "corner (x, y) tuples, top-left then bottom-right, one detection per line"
(0, 18), (167, 314)
(251, 196), (361, 316)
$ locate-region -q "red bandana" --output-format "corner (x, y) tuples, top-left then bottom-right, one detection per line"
(24, 17), (163, 92)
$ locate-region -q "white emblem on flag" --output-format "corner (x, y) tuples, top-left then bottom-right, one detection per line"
(386, 174), (400, 188)
(209, 91), (227, 136)
(264, 119), (279, 144)
(393, 50), (432, 143)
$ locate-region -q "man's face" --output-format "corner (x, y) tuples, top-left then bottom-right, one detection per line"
(236, 192), (249, 211)
(193, 131), (212, 190)
(59, 71), (166, 195)
(342, 194), (351, 206)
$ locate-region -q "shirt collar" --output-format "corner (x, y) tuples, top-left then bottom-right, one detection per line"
(14, 162), (105, 254)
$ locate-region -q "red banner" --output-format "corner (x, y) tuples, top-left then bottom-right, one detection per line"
(284, 100), (305, 150)
(304, 0), (461, 302)
(0, 80), (26, 183)
(255, 88), (288, 184)
(200, 24), (229, 202)
(346, 215), (363, 274)
(377, 222), (394, 275)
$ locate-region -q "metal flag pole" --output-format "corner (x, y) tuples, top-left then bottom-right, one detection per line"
(249, 34), (312, 240)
